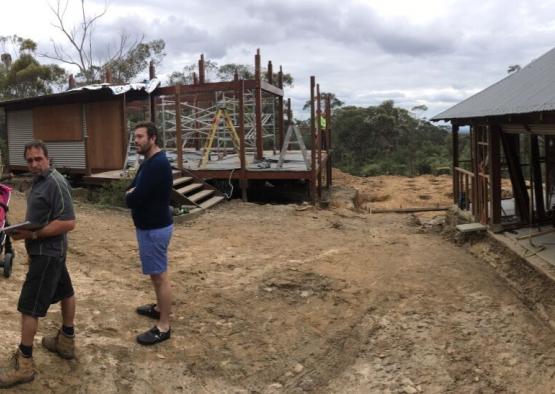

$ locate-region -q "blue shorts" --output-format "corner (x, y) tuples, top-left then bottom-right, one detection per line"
(136, 225), (173, 275)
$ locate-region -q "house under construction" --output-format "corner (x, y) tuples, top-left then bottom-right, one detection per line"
(0, 50), (332, 209)
(433, 47), (555, 229)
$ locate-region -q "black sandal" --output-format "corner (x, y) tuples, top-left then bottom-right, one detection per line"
(136, 304), (160, 319)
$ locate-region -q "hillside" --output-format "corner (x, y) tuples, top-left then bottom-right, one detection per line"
(0, 173), (553, 392)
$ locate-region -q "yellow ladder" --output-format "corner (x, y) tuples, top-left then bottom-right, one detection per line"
(199, 108), (241, 168)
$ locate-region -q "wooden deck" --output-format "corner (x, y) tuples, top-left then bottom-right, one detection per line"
(83, 149), (328, 183)
(84, 169), (182, 183)
(180, 149), (311, 172)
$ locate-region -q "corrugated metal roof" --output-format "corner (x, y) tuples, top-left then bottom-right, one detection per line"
(0, 78), (160, 107)
(432, 47), (555, 121)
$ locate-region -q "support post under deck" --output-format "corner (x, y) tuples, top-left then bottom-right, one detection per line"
(310, 76), (317, 204)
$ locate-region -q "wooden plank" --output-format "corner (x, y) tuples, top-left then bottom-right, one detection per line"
(456, 223), (487, 233)
(238, 80), (248, 201)
(189, 189), (214, 203)
(198, 195), (225, 209)
(86, 99), (125, 171)
(260, 80), (284, 96)
(33, 103), (82, 141)
(310, 76), (316, 204)
(175, 85), (183, 170)
(177, 182), (203, 194)
(255, 51), (263, 160)
(371, 206), (449, 213)
(172, 176), (193, 186)
(488, 124), (502, 224)
(452, 125), (459, 205)
(515, 228), (555, 240)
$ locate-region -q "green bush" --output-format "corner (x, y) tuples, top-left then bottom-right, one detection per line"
(416, 161), (432, 175)
(90, 179), (132, 208)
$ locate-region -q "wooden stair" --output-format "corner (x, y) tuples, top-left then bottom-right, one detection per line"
(170, 170), (225, 215)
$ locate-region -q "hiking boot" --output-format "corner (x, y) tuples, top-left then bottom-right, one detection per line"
(136, 326), (171, 346)
(42, 330), (75, 360)
(0, 349), (36, 388)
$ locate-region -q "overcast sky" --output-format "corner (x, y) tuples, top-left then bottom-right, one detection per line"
(1, 0), (554, 119)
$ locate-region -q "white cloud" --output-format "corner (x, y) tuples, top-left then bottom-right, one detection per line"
(1, 0), (555, 119)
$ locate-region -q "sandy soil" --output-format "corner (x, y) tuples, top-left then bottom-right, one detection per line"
(0, 173), (554, 393)
(333, 169), (513, 212)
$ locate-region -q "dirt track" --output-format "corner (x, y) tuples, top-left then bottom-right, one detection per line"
(1, 173), (555, 393)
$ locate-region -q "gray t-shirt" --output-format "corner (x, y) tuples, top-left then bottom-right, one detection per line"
(25, 168), (75, 257)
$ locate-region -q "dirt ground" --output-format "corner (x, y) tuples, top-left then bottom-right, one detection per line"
(332, 169), (513, 212)
(1, 172), (555, 393)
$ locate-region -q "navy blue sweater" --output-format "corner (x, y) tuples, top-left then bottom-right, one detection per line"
(126, 151), (173, 229)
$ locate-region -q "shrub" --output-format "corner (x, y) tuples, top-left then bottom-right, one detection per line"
(90, 178), (133, 208)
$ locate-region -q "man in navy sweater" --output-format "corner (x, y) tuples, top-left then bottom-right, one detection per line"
(126, 122), (173, 345)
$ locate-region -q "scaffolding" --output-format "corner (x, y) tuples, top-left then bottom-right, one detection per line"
(154, 90), (276, 161)
(120, 49), (332, 204)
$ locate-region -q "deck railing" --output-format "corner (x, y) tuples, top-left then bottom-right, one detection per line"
(454, 167), (474, 211)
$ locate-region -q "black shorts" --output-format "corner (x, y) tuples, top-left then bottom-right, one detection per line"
(18, 254), (74, 318)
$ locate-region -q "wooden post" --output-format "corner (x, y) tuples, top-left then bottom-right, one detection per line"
(530, 133), (546, 219)
(267, 61), (273, 84)
(149, 60), (156, 80)
(121, 95), (127, 171)
(175, 85), (183, 170)
(310, 76), (316, 204)
(488, 124), (502, 224)
(255, 49), (263, 160)
(278, 66), (284, 149)
(316, 83), (322, 199)
(82, 103), (90, 175)
(546, 136), (554, 210)
(325, 95), (332, 188)
(239, 80), (248, 201)
(148, 61), (156, 123)
(470, 125), (478, 217)
(199, 54), (205, 84)
(68, 74), (76, 90)
(452, 124), (459, 205)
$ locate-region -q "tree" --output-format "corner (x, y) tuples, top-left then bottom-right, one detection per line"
(303, 92), (344, 113)
(0, 36), (66, 99)
(332, 100), (450, 176)
(106, 40), (165, 84)
(168, 59), (219, 85)
(43, 0), (165, 84)
(168, 60), (294, 87)
(217, 63), (254, 81)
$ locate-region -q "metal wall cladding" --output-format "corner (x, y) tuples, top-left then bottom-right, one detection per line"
(47, 142), (86, 170)
(7, 110), (33, 166)
(7, 109), (86, 169)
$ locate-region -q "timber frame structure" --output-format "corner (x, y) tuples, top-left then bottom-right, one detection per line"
(148, 50), (332, 203)
(432, 47), (555, 229)
(0, 49), (332, 203)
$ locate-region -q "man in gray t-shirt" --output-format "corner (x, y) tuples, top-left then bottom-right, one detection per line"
(0, 141), (76, 389)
